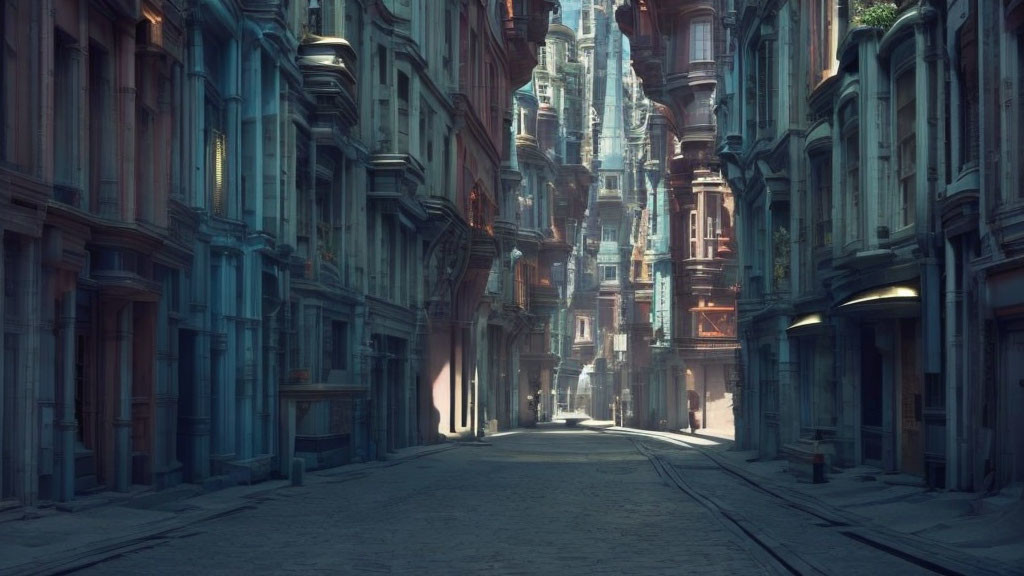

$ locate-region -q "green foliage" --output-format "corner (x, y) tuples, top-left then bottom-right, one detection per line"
(852, 1), (899, 30)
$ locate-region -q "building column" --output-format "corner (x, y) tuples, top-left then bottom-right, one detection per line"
(114, 303), (134, 492)
(118, 21), (137, 221)
(262, 301), (279, 457)
(237, 254), (258, 461)
(377, 337), (388, 459)
(59, 289), (76, 502)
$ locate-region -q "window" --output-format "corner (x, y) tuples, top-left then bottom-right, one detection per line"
(331, 321), (348, 370)
(895, 68), (916, 228)
(602, 226), (617, 242)
(704, 193), (723, 259)
(691, 19), (712, 62)
(211, 129), (227, 216)
(205, 33), (227, 217)
(809, 0), (837, 88)
(689, 211), (698, 258)
(694, 303), (736, 338)
(54, 30), (77, 191)
(756, 40), (775, 130)
(582, 9), (591, 35)
(811, 155), (833, 247)
(419, 100), (431, 162)
(323, 0), (338, 36)
(90, 42), (115, 215)
(444, 6), (453, 73)
(576, 316), (592, 342)
(2, 0), (32, 169)
(841, 102), (860, 243)
(601, 265), (617, 282)
(958, 8), (979, 169)
(605, 175), (618, 190)
(397, 72), (409, 153)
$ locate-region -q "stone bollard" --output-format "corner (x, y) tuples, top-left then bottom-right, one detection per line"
(291, 457), (305, 487)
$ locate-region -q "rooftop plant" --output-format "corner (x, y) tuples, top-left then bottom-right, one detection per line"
(852, 0), (898, 30)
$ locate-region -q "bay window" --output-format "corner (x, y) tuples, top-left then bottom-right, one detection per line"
(691, 18), (712, 62)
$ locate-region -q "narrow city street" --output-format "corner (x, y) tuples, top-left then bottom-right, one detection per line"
(63, 428), (947, 576)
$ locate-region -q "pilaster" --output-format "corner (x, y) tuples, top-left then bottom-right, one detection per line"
(59, 289), (76, 502)
(115, 303), (134, 492)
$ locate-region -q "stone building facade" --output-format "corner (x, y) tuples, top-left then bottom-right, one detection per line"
(0, 0), (559, 508)
(619, 0), (1024, 493)
(617, 0), (740, 432)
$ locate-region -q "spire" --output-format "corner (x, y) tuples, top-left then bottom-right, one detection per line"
(598, 24), (626, 171)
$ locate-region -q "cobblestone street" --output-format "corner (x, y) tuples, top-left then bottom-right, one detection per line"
(58, 427), (984, 575)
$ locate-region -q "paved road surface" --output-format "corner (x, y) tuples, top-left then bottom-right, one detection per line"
(75, 428), (939, 575)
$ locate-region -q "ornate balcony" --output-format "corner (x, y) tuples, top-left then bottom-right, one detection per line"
(297, 35), (358, 131)
(503, 0), (558, 89)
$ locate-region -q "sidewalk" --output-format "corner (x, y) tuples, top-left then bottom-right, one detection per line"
(0, 443), (457, 576)
(593, 424), (1024, 576)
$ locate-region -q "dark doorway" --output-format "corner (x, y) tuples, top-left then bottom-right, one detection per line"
(2, 335), (15, 499)
(861, 327), (884, 465)
(177, 329), (197, 481)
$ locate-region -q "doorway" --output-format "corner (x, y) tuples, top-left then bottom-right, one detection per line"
(2, 335), (15, 500)
(177, 329), (197, 481)
(899, 320), (923, 476)
(73, 288), (99, 492)
(1004, 327), (1024, 485)
(861, 327), (884, 466)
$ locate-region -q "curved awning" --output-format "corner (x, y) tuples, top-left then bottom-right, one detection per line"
(788, 313), (824, 331)
(834, 284), (920, 317)
(786, 313), (829, 337)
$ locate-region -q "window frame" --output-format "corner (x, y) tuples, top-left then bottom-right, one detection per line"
(894, 65), (916, 229)
(840, 100), (860, 246)
(690, 18), (712, 62)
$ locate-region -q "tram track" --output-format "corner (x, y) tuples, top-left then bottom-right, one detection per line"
(607, 426), (1016, 576)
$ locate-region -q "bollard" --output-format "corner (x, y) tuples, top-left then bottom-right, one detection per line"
(291, 457), (305, 487)
(812, 452), (826, 484)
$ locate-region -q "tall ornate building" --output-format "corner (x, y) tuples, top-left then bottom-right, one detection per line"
(620, 0), (1024, 493)
(0, 0), (559, 508)
(617, 0), (739, 431)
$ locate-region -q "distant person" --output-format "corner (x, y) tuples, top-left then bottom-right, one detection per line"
(687, 389), (701, 433)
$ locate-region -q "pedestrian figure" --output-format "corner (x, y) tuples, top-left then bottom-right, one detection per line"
(687, 389), (701, 433)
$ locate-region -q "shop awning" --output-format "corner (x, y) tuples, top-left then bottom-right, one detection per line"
(834, 284), (920, 317)
(787, 313), (824, 331)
